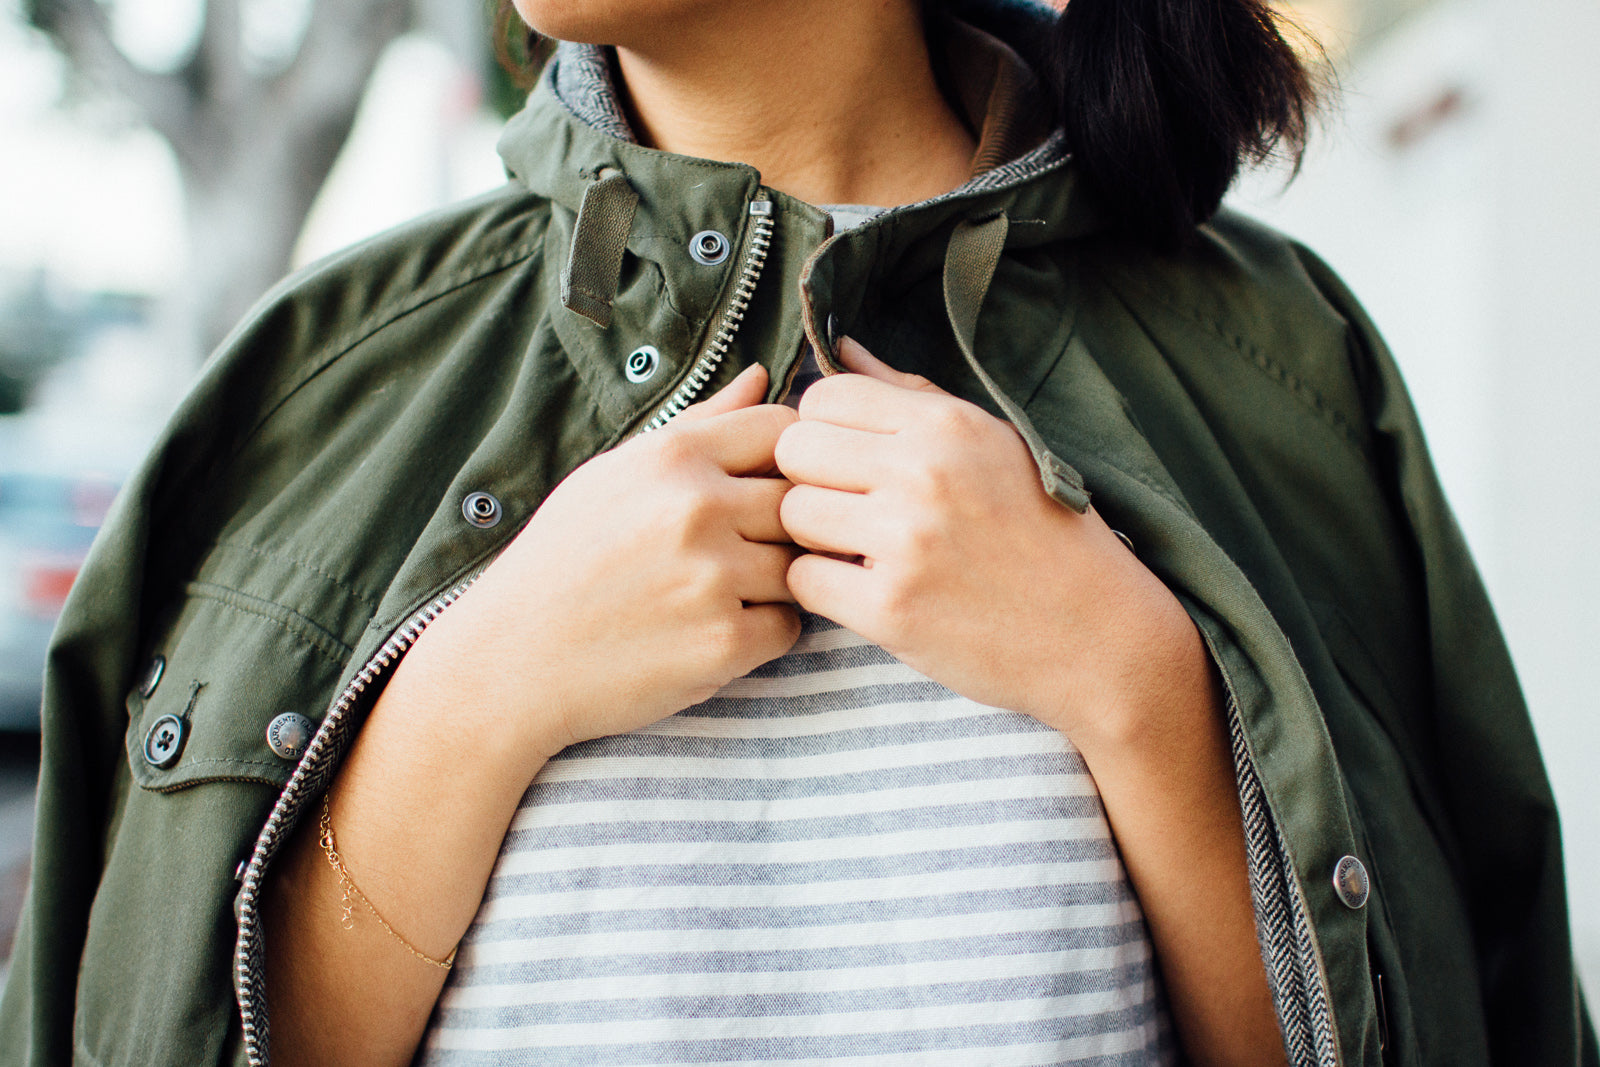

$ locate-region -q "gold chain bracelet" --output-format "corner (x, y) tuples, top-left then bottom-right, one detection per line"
(318, 795), (458, 970)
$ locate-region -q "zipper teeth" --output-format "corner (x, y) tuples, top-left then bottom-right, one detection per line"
(641, 203), (774, 432)
(235, 570), (484, 1066)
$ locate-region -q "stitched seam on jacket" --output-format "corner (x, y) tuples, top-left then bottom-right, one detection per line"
(151, 756), (288, 772)
(1101, 272), (1367, 453)
(208, 539), (382, 614)
(237, 231), (547, 464)
(183, 581), (354, 663)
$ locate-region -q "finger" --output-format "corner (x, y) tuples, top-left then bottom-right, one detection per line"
(773, 420), (894, 494)
(834, 337), (950, 395)
(731, 541), (803, 604)
(786, 552), (872, 635)
(780, 483), (886, 558)
(728, 476), (792, 544)
(731, 602), (803, 669)
(676, 364), (767, 423)
(678, 403), (798, 475)
(798, 369), (950, 434)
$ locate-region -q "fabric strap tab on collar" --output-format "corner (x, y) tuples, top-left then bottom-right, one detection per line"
(943, 213), (1091, 513)
(562, 169), (640, 329)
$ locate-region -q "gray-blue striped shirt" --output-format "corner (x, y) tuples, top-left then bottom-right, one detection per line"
(421, 612), (1174, 1065)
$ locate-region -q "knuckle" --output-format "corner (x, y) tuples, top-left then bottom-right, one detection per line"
(928, 400), (985, 442)
(699, 613), (746, 667)
(893, 515), (941, 560)
(660, 487), (716, 539)
(650, 430), (700, 473)
(904, 456), (957, 506)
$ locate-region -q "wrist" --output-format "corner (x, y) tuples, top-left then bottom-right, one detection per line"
(1052, 585), (1223, 764)
(375, 593), (576, 779)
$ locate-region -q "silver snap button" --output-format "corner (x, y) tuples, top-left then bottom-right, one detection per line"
(143, 713), (186, 768)
(689, 230), (730, 266)
(138, 654), (166, 698)
(266, 712), (316, 761)
(625, 345), (660, 383)
(462, 491), (502, 529)
(1333, 855), (1370, 909)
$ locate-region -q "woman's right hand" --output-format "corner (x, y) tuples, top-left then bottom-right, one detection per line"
(394, 362), (803, 763)
(265, 365), (801, 1067)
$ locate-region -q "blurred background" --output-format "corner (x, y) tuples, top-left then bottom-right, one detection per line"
(0, 0), (1594, 1003)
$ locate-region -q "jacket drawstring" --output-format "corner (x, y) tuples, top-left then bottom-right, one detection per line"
(561, 167), (639, 329)
(943, 213), (1092, 514)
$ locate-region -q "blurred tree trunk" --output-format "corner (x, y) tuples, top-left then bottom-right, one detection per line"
(26, 0), (422, 360)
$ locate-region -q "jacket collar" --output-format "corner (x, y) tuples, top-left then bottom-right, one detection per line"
(493, 0), (1111, 435)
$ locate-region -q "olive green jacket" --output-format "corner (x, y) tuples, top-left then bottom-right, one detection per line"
(2, 6), (1594, 1064)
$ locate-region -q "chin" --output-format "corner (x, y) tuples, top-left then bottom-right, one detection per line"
(511, 0), (717, 46)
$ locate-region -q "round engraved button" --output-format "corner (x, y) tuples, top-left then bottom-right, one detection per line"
(689, 230), (730, 266)
(625, 345), (660, 383)
(266, 712), (315, 761)
(1333, 855), (1370, 910)
(143, 714), (186, 769)
(461, 491), (502, 529)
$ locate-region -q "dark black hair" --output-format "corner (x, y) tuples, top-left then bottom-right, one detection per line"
(1043, 0), (1320, 247)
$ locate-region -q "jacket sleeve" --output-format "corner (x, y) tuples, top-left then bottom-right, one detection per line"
(0, 256), (364, 1065)
(1295, 247), (1599, 1067)
(0, 380), (226, 1065)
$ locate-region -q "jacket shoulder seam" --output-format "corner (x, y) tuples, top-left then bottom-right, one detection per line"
(224, 233), (545, 491)
(1101, 269), (1367, 454)
(275, 234), (542, 404)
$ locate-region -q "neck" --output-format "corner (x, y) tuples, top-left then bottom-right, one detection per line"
(608, 2), (978, 208)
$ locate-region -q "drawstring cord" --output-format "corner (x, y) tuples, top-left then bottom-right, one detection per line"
(943, 214), (1092, 514)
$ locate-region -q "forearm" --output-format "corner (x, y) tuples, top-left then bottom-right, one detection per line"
(263, 617), (562, 1067)
(1071, 605), (1285, 1067)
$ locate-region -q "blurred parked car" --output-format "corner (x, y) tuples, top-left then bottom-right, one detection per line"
(0, 471), (118, 731)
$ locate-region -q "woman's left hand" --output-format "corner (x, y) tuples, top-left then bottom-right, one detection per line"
(774, 337), (1209, 747)
(778, 338), (1285, 1067)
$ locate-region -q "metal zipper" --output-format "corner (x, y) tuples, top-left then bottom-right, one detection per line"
(639, 198), (774, 431)
(235, 568), (486, 1066)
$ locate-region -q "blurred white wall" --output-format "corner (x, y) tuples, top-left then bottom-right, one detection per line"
(1234, 0), (1600, 992)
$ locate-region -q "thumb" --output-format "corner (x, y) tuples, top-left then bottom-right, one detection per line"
(834, 337), (949, 395)
(676, 363), (769, 422)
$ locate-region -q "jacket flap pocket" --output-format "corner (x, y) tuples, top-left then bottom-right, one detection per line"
(125, 583), (351, 791)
